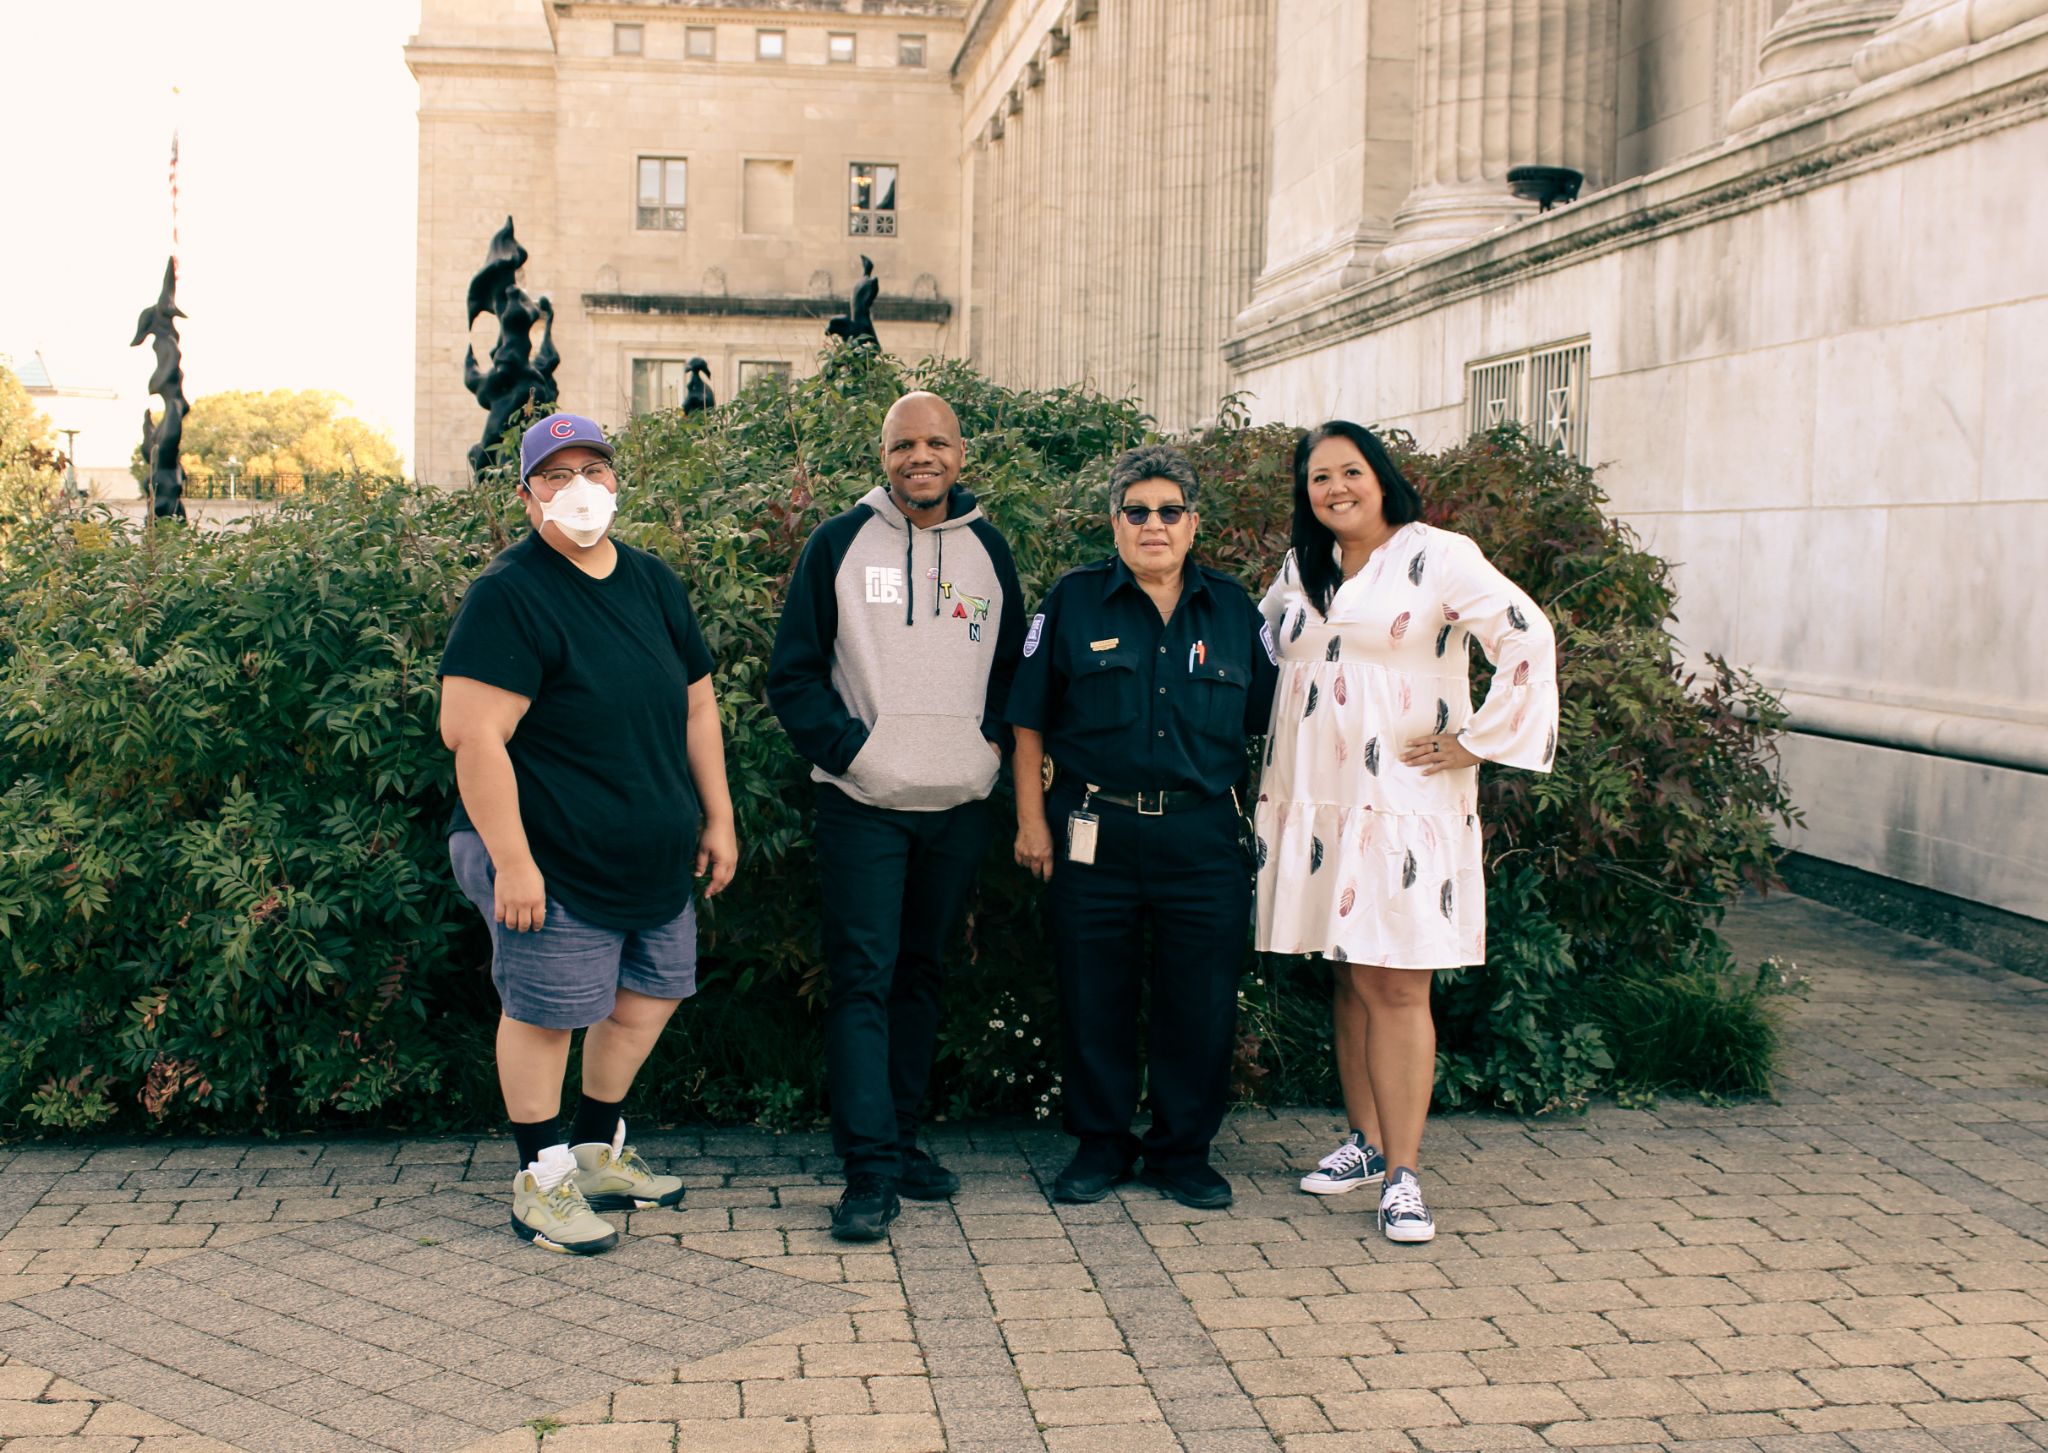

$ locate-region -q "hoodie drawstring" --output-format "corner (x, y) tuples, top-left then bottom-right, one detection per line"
(903, 526), (913, 627)
(934, 530), (944, 618)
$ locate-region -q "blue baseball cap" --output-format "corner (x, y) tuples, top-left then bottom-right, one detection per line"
(519, 413), (615, 480)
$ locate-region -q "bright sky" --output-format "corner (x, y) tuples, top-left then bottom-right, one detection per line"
(1, 3), (422, 468)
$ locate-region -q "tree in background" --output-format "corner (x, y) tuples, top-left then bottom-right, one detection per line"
(132, 389), (404, 485)
(0, 363), (63, 523)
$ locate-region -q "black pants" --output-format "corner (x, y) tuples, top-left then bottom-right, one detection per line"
(815, 784), (990, 1181)
(1048, 785), (1248, 1172)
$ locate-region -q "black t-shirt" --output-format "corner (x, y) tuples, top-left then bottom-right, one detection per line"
(439, 533), (716, 930)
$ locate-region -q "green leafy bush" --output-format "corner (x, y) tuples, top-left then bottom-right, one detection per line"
(0, 351), (1796, 1133)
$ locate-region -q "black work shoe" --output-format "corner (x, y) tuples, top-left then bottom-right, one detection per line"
(897, 1148), (961, 1201)
(1140, 1162), (1233, 1209)
(830, 1173), (901, 1242)
(1052, 1154), (1135, 1204)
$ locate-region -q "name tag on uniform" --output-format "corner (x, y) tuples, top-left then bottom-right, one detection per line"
(1089, 637), (1120, 651)
(1067, 810), (1100, 866)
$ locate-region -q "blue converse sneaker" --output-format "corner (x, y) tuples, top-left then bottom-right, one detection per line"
(1299, 1131), (1386, 1196)
(1377, 1167), (1436, 1243)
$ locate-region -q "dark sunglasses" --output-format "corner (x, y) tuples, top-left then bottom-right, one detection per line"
(1117, 504), (1191, 526)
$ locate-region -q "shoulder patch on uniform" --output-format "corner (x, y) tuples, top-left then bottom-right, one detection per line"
(1023, 613), (1046, 658)
(1260, 622), (1278, 664)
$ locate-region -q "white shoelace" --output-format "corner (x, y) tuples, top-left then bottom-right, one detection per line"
(1381, 1176), (1429, 1222)
(1317, 1141), (1368, 1175)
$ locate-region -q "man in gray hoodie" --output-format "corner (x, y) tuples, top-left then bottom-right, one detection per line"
(768, 392), (1025, 1241)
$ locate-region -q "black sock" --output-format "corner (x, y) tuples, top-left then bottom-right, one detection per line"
(511, 1118), (561, 1170)
(568, 1092), (626, 1148)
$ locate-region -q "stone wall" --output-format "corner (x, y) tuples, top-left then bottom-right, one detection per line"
(1228, 16), (2048, 920)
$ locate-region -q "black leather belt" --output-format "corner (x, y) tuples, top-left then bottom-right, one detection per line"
(1044, 760), (1234, 817)
(1080, 786), (1228, 817)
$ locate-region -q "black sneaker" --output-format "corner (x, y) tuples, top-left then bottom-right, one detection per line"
(830, 1173), (900, 1242)
(897, 1148), (961, 1201)
(1140, 1162), (1233, 1210)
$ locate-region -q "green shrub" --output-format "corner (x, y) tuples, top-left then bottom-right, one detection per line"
(0, 350), (1797, 1133)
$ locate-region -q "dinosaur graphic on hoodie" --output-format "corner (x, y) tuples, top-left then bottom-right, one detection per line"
(768, 483), (1025, 812)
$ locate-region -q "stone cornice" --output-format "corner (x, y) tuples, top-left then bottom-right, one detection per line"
(405, 44), (559, 82)
(585, 292), (953, 323)
(550, 54), (958, 83)
(557, 0), (961, 17)
(1225, 32), (2048, 371)
(952, 0), (1016, 84)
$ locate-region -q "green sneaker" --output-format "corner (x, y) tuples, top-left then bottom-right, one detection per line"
(571, 1119), (685, 1213)
(511, 1146), (618, 1255)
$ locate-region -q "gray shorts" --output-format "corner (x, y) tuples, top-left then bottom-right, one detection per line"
(449, 830), (698, 1030)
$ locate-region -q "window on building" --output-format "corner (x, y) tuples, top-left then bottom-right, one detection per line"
(899, 34), (927, 67)
(828, 32), (856, 63)
(849, 161), (898, 236)
(685, 26), (715, 59)
(1466, 339), (1590, 463)
(613, 23), (644, 55)
(636, 157), (687, 230)
(738, 360), (793, 392)
(632, 359), (692, 416)
(756, 29), (785, 61)
(743, 158), (796, 234)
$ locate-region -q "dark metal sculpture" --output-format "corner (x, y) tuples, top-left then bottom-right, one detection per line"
(682, 357), (715, 414)
(826, 255), (880, 349)
(1507, 165), (1584, 212)
(463, 216), (560, 478)
(130, 257), (189, 521)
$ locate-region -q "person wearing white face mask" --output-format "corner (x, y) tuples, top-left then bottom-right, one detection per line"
(439, 413), (739, 1255)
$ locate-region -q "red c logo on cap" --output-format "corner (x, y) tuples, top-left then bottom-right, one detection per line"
(550, 419), (576, 438)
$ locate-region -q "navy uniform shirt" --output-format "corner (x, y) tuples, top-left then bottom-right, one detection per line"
(1006, 556), (1280, 796)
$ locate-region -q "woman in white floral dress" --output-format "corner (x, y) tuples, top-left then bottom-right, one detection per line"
(1254, 422), (1558, 1243)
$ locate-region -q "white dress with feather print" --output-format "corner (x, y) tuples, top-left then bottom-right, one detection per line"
(1253, 523), (1558, 970)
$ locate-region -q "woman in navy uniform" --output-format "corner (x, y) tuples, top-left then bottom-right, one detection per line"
(1007, 445), (1278, 1208)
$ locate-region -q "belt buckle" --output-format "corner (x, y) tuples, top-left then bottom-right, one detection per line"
(1136, 790), (1165, 817)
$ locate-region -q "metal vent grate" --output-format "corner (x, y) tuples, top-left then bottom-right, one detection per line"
(1466, 340), (1589, 463)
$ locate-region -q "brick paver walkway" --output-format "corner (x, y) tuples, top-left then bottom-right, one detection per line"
(0, 891), (2044, 1452)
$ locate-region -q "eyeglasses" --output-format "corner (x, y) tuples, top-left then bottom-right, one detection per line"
(1117, 504), (1190, 526)
(529, 460), (616, 490)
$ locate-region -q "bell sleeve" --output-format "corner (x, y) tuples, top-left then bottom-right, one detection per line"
(1257, 549), (1299, 637)
(1442, 534), (1559, 772)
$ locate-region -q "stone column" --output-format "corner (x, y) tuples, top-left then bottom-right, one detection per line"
(1852, 0), (2048, 83)
(1379, 0), (1623, 273)
(1724, 0), (1900, 131)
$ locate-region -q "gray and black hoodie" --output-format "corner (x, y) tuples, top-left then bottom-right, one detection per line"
(768, 483), (1024, 812)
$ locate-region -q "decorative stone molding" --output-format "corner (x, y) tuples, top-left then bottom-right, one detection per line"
(1226, 57), (2048, 368)
(1726, 0), (1901, 131)
(1853, 0), (2048, 80)
(1379, 0), (1622, 273)
(583, 292), (953, 324)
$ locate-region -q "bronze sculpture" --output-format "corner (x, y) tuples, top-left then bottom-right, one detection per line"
(826, 255), (880, 350)
(463, 217), (560, 478)
(683, 357), (715, 414)
(129, 257), (189, 521)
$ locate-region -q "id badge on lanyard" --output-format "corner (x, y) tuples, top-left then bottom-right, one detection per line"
(1067, 810), (1100, 866)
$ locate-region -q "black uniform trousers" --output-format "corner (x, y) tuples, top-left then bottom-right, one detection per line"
(1047, 782), (1248, 1173)
(815, 784), (990, 1182)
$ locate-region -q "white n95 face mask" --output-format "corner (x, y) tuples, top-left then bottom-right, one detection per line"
(541, 479), (616, 547)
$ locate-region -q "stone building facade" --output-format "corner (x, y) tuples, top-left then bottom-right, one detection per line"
(407, 0), (968, 488)
(412, 0), (2048, 921)
(1213, 1), (2048, 924)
